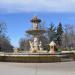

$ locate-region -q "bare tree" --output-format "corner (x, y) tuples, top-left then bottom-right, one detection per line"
(0, 22), (13, 52)
(19, 38), (30, 51)
(0, 22), (7, 36)
(63, 24), (75, 49)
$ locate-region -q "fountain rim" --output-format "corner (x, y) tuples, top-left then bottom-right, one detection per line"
(26, 29), (46, 35)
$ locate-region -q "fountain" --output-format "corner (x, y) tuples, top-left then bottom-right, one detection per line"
(0, 16), (73, 63)
(26, 16), (46, 53)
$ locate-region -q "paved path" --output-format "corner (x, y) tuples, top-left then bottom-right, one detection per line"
(0, 62), (75, 75)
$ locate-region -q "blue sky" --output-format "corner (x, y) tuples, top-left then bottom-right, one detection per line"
(0, 0), (75, 47)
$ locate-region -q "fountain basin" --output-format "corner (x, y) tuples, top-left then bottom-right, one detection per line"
(26, 29), (46, 35)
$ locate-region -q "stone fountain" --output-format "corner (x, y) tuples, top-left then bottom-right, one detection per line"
(26, 16), (46, 53)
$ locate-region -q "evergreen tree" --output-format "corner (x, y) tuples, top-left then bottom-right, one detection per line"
(57, 22), (63, 35)
(49, 23), (56, 32)
(48, 23), (56, 42)
(57, 22), (63, 46)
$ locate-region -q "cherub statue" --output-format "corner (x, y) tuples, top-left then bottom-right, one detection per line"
(29, 41), (34, 51)
(39, 41), (43, 51)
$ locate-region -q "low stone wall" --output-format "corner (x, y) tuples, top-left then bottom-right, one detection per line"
(71, 53), (75, 60)
(0, 56), (61, 63)
(0, 53), (74, 63)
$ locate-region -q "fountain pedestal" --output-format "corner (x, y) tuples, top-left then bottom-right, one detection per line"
(49, 41), (56, 54)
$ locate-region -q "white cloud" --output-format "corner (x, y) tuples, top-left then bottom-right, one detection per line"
(0, 0), (75, 13)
